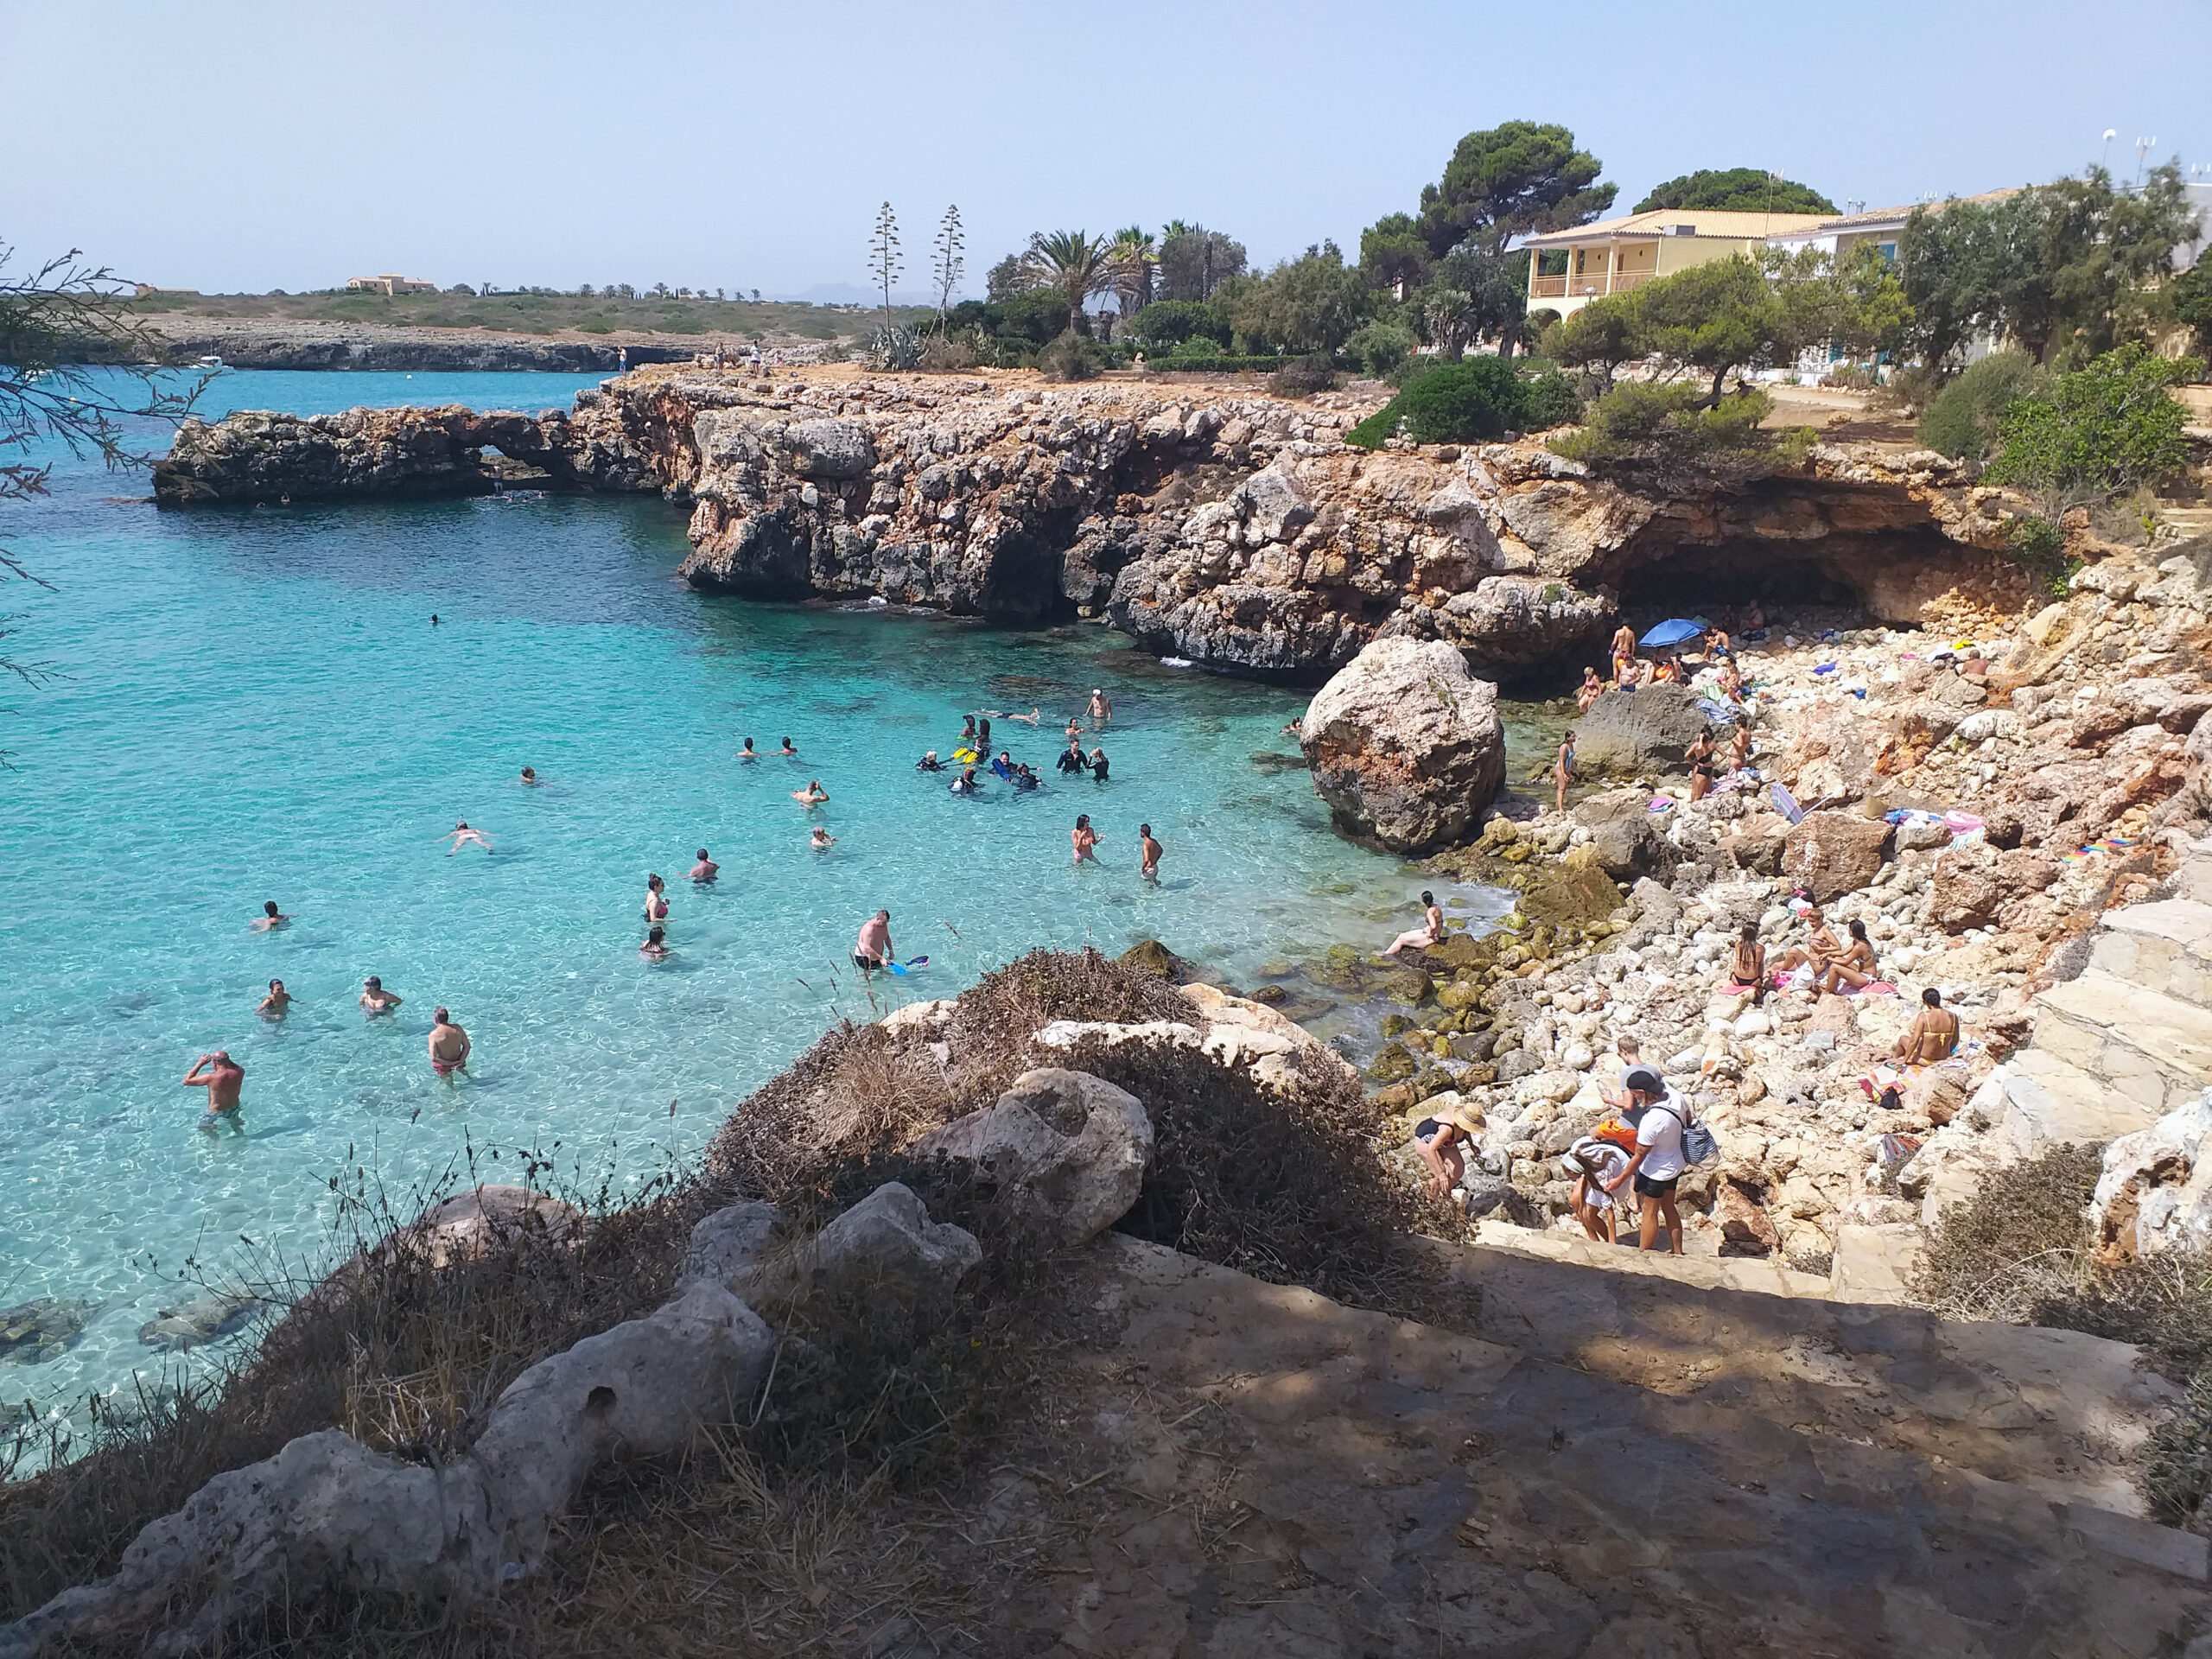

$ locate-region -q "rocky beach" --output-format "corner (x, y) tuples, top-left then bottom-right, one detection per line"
(149, 366), (2212, 1298)
(13, 362), (2210, 1654)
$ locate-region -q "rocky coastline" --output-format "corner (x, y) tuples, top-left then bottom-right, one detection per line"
(156, 366), (2037, 683)
(130, 317), (725, 373)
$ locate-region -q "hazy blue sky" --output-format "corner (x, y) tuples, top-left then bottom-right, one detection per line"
(8, 0), (2209, 298)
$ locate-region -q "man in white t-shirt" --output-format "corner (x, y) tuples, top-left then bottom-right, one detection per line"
(1605, 1065), (1688, 1255)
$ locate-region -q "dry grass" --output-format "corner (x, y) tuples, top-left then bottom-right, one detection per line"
(8, 948), (1448, 1651)
(1, 1153), (714, 1621)
(1910, 1142), (2212, 1534)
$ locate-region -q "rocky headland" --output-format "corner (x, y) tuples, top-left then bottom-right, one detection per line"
(156, 366), (2037, 682)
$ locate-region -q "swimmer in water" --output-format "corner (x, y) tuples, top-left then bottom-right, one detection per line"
(916, 750), (944, 772)
(182, 1050), (245, 1135)
(1087, 688), (1112, 723)
(251, 899), (290, 932)
(519, 766), (542, 785)
(778, 737), (798, 758)
(810, 826), (836, 849)
(428, 1008), (471, 1079)
(792, 780), (829, 806)
(960, 715), (978, 746)
(1065, 716), (1083, 742)
(1071, 814), (1102, 863)
(257, 979), (291, 1018)
(1088, 747), (1109, 782)
(1139, 823), (1162, 880)
(984, 706), (1041, 726)
(738, 737), (758, 760)
(640, 925), (670, 961)
(645, 874), (670, 923)
(690, 849), (719, 882)
(360, 976), (403, 1015)
(443, 822), (493, 855)
(950, 766), (979, 794)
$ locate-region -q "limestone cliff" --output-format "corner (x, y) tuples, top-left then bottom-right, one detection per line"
(156, 369), (2034, 679)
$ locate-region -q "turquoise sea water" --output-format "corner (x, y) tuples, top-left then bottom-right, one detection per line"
(0, 371), (1521, 1421)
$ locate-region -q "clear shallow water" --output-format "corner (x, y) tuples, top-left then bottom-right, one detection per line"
(0, 371), (1523, 1420)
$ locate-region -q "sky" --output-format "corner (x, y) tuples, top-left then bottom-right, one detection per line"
(7, 0), (2209, 300)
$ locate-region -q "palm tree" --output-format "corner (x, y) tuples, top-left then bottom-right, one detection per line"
(1019, 231), (1118, 337)
(1109, 226), (1155, 321)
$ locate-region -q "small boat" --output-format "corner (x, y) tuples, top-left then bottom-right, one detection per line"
(195, 354), (224, 370)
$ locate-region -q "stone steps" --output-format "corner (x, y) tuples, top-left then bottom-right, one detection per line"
(2088, 896), (2212, 1007)
(2034, 969), (2212, 1119)
(2001, 1046), (2167, 1155)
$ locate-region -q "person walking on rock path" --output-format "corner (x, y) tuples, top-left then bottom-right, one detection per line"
(1604, 1065), (1687, 1255)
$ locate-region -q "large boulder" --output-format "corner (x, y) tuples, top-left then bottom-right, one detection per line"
(1572, 683), (1716, 777)
(812, 1182), (981, 1296)
(1299, 637), (1506, 852)
(402, 1184), (583, 1268)
(2089, 1091), (2212, 1261)
(1781, 810), (1891, 904)
(1573, 787), (1676, 880)
(912, 1069), (1153, 1248)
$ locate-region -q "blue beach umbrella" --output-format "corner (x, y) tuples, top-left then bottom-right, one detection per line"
(1638, 617), (1707, 649)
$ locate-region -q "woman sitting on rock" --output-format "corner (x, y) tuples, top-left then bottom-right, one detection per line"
(1727, 923), (1767, 1004)
(1817, 918), (1879, 995)
(1382, 890), (1446, 957)
(1576, 666), (1604, 711)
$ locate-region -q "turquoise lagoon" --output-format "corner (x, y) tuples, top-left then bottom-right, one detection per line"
(0, 371), (1524, 1416)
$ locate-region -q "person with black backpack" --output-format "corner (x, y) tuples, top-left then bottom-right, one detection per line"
(1604, 1065), (1695, 1255)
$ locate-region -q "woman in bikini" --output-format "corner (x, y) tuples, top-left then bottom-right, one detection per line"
(1576, 666), (1604, 711)
(1071, 814), (1102, 863)
(1383, 890), (1447, 957)
(1686, 728), (1717, 803)
(1554, 730), (1577, 813)
(1724, 722), (1752, 773)
(1726, 923), (1766, 1004)
(1817, 919), (1879, 995)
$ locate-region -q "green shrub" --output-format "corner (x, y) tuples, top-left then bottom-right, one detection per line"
(1128, 300), (1224, 348)
(917, 333), (978, 372)
(1268, 353), (1337, 396)
(1916, 351), (2050, 461)
(1347, 357), (1529, 448)
(1516, 365), (1586, 430)
(1548, 380), (1774, 471)
(866, 324), (923, 372)
(1344, 320), (1416, 378)
(1986, 343), (2201, 512)
(1035, 328), (1103, 382)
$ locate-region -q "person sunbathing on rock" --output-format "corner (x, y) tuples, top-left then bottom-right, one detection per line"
(1382, 890), (1446, 957)
(1892, 987), (1961, 1064)
(1817, 919), (1878, 995)
(1727, 923), (1767, 1003)
(1576, 667), (1604, 711)
(1770, 909), (1840, 983)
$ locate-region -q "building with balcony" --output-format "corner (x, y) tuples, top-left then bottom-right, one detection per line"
(345, 274), (438, 296)
(1522, 209), (1834, 319)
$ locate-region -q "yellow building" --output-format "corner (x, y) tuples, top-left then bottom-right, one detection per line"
(346, 274), (438, 296)
(1522, 209), (1834, 318)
